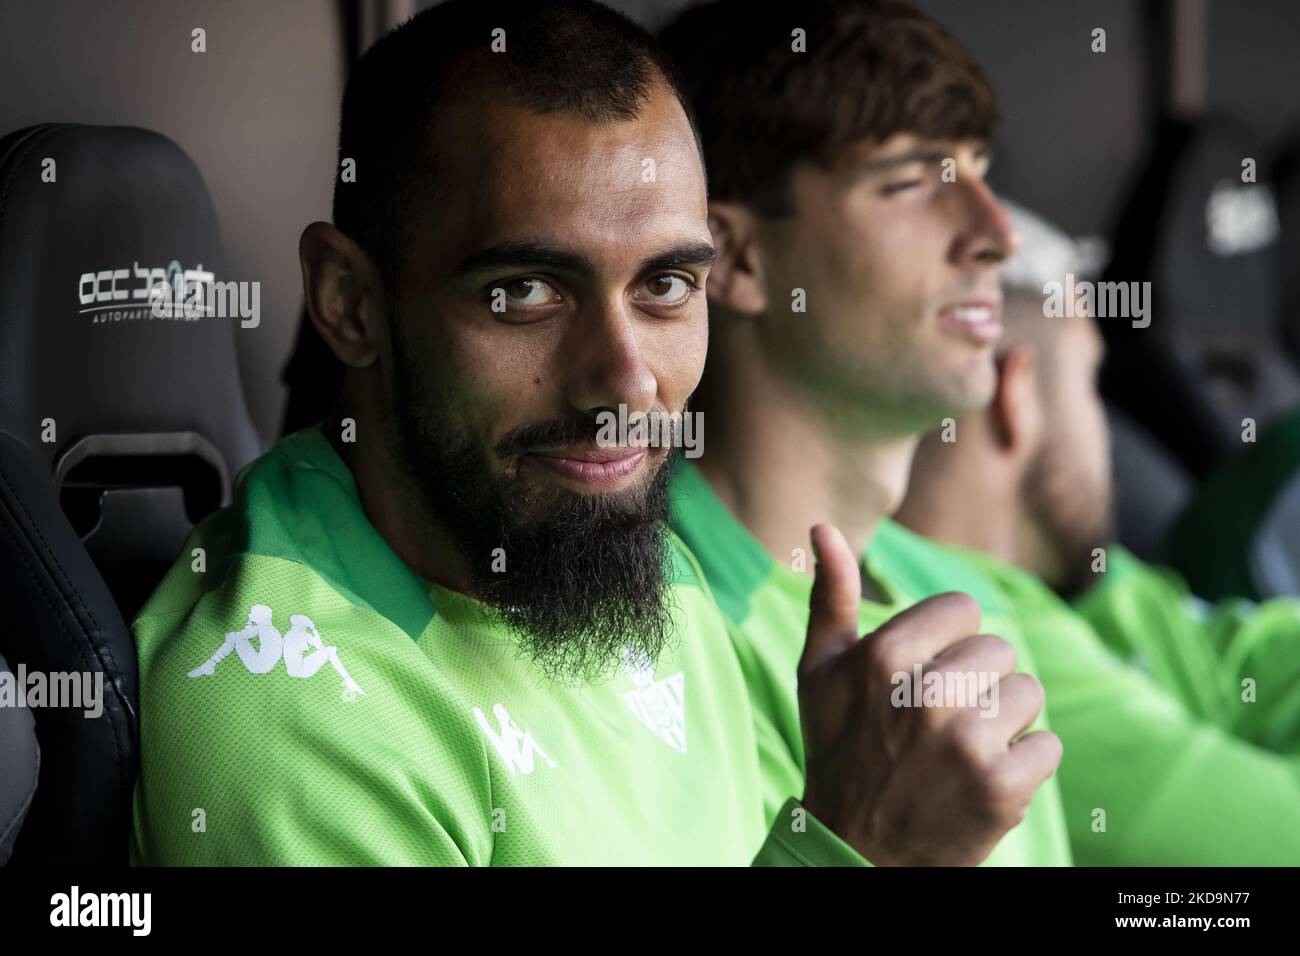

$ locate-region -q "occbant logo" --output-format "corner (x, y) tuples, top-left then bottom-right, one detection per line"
(75, 259), (260, 328)
(1205, 179), (1279, 256)
(50, 886), (151, 936)
(78, 260), (208, 323)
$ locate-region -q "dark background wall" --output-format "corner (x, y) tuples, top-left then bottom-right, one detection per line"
(628, 0), (1300, 236)
(918, 0), (1300, 235)
(2, 0), (1298, 439)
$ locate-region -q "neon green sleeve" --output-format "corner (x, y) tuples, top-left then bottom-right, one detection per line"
(987, 556), (1300, 865)
(723, 611), (807, 822)
(129, 566), (494, 866)
(129, 620), (491, 866)
(1075, 546), (1300, 755)
(704, 581), (871, 866)
(130, 668), (486, 866)
(753, 799), (871, 867)
(726, 619), (873, 865)
(1205, 597), (1300, 754)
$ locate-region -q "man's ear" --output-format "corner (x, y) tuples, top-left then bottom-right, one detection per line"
(299, 221), (384, 368)
(706, 200), (768, 315)
(991, 344), (1044, 458)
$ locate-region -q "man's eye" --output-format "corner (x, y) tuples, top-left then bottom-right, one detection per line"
(881, 179), (923, 195)
(498, 277), (561, 308)
(639, 274), (694, 306)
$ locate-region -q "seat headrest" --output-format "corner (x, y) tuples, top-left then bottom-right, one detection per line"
(0, 123), (261, 476)
(1156, 120), (1281, 335)
(1108, 117), (1281, 338)
(1275, 130), (1300, 354)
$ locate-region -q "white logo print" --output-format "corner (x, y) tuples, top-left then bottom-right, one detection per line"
(76, 259), (261, 328)
(622, 649), (687, 753)
(186, 604), (367, 700)
(473, 704), (558, 776)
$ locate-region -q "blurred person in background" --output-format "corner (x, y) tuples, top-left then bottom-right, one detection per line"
(662, 0), (1300, 865)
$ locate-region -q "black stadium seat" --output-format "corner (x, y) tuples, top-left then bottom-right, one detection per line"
(1107, 402), (1193, 563)
(1276, 129), (1300, 371)
(0, 649), (39, 865)
(1163, 136), (1300, 601)
(1100, 116), (1299, 479)
(0, 123), (263, 863)
(0, 430), (134, 864)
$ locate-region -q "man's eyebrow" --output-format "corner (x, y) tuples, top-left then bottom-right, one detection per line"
(856, 149), (953, 174)
(638, 240), (717, 274)
(454, 242), (596, 277)
(856, 143), (992, 175)
(453, 240), (717, 278)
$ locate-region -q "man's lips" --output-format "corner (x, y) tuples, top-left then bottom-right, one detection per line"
(937, 299), (1002, 346)
(523, 445), (648, 487)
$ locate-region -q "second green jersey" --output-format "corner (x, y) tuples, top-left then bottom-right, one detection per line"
(669, 462), (1073, 867)
(931, 544), (1300, 865)
(670, 461), (1300, 865)
(1073, 545), (1300, 756)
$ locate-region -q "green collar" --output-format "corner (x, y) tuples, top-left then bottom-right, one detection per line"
(669, 460), (907, 621)
(244, 423), (439, 641)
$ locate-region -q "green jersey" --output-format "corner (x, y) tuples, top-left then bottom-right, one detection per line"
(1073, 546), (1300, 756)
(669, 463), (1073, 867)
(948, 545), (1300, 866)
(130, 426), (865, 866)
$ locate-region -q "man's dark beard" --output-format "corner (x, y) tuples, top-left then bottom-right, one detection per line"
(387, 334), (677, 685)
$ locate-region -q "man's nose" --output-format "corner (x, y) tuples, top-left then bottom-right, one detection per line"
(561, 300), (658, 417)
(951, 176), (1020, 268)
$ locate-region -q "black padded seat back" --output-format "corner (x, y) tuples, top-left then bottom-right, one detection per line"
(1153, 121), (1282, 337)
(1107, 403), (1192, 562)
(1101, 117), (1295, 476)
(0, 649), (40, 865)
(1275, 130), (1300, 364)
(0, 123), (263, 619)
(0, 431), (136, 864)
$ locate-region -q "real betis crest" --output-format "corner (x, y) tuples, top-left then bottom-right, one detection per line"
(621, 648), (687, 754)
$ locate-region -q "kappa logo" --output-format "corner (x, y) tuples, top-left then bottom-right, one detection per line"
(186, 604), (367, 701)
(473, 703), (558, 776)
(622, 649), (687, 754)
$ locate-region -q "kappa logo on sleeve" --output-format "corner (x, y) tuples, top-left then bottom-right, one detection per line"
(186, 603), (367, 700)
(473, 703), (558, 776)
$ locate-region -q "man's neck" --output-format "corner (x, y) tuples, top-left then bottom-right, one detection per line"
(324, 401), (471, 594)
(694, 359), (919, 587)
(894, 480), (1021, 567)
(892, 438), (1023, 571)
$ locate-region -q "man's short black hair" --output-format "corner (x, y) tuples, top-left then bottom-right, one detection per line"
(332, 0), (700, 300)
